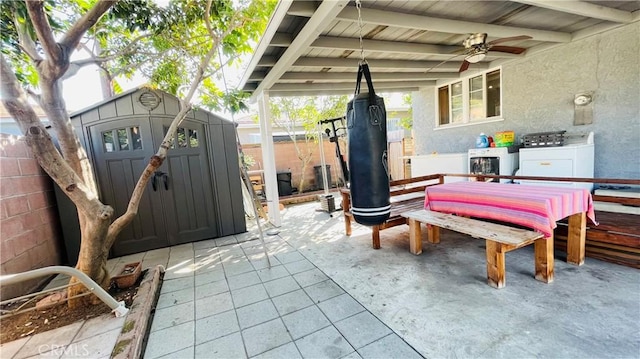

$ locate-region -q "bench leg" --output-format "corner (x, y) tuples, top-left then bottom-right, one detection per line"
(341, 193), (352, 236)
(535, 235), (555, 283)
(486, 241), (507, 289)
(407, 219), (422, 255)
(372, 225), (381, 249)
(426, 224), (440, 244)
(344, 215), (352, 236)
(567, 212), (586, 266)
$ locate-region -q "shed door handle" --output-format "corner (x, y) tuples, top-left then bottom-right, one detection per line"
(152, 171), (169, 191)
(162, 173), (169, 190)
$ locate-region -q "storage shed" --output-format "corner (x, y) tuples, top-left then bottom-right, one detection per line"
(59, 87), (246, 262)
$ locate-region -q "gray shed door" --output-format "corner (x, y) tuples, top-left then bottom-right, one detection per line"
(90, 117), (218, 256)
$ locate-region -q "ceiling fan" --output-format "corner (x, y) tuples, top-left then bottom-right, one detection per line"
(457, 33), (532, 72)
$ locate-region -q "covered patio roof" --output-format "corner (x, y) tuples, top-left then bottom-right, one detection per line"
(239, 0), (639, 98)
(238, 0), (639, 227)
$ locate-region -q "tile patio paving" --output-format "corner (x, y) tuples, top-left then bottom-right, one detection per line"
(2, 200), (638, 358)
(142, 231), (421, 359)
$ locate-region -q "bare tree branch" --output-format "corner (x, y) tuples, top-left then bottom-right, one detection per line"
(205, 0), (213, 36)
(108, 54), (164, 77)
(107, 40), (222, 247)
(14, 13), (42, 61)
(86, 32), (155, 63)
(201, 53), (241, 81)
(1, 55), (108, 218)
(25, 89), (42, 106)
(106, 102), (194, 247)
(59, 0), (116, 51)
(25, 1), (60, 62)
(67, 33), (167, 81)
(1, 56), (42, 133)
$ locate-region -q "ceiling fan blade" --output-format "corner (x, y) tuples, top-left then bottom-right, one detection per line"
(489, 45), (527, 54)
(424, 51), (468, 73)
(459, 60), (470, 72)
(487, 35), (532, 46)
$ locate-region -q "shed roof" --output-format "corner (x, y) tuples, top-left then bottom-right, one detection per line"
(69, 86), (234, 125)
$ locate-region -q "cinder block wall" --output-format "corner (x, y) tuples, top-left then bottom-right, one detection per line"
(0, 134), (62, 301)
(242, 139), (346, 193)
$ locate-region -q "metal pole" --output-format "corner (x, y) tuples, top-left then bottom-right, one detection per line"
(0, 266), (128, 317)
(317, 122), (330, 195)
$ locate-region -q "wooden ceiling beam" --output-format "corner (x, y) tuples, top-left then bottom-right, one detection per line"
(270, 33), (293, 47)
(511, 0), (634, 23)
(311, 36), (521, 58)
(311, 36), (460, 55)
(270, 81), (436, 92)
(336, 7), (571, 43)
(286, 1), (316, 17)
(269, 87), (422, 97)
(280, 71), (460, 81)
(238, 0), (293, 88)
(257, 56), (277, 67)
(292, 57), (489, 71)
(249, 0), (351, 98)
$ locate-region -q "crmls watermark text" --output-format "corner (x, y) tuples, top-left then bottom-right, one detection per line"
(38, 343), (90, 356)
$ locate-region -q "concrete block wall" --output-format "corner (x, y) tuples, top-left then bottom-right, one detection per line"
(242, 139), (345, 193)
(0, 134), (62, 301)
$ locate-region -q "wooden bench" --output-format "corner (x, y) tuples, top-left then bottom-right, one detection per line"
(340, 174), (442, 249)
(402, 209), (552, 288)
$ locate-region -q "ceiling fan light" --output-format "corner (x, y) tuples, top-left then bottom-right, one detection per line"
(465, 52), (486, 63)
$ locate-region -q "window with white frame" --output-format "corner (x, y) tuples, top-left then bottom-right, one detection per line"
(437, 68), (501, 127)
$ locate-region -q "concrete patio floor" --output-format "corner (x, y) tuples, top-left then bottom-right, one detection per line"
(2, 199), (639, 358)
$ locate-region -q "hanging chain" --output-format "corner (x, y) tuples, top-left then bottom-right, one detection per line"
(355, 0), (366, 64)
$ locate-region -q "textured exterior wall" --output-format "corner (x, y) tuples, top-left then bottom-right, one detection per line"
(0, 134), (62, 300)
(413, 22), (640, 179)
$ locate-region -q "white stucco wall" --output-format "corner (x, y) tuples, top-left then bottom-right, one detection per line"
(413, 21), (640, 179)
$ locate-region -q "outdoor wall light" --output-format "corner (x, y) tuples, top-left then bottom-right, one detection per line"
(574, 92), (594, 125)
(574, 93), (593, 106)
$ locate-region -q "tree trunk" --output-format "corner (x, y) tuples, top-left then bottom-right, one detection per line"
(68, 211), (112, 308)
(3, 0), (238, 309)
(99, 68), (114, 99)
(298, 160), (309, 194)
(299, 154), (313, 193)
(95, 42), (114, 100)
(298, 141), (315, 192)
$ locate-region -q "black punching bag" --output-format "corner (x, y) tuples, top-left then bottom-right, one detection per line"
(347, 63), (390, 226)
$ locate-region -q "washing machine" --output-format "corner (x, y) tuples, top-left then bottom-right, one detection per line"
(468, 147), (519, 183)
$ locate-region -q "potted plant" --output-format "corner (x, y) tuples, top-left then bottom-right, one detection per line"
(111, 262), (142, 289)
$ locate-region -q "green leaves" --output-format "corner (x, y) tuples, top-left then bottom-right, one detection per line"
(270, 96), (349, 141)
(399, 93), (413, 129)
(1, 0), (64, 88)
(150, 60), (184, 95)
(106, 0), (157, 32)
(2, 0), (275, 112)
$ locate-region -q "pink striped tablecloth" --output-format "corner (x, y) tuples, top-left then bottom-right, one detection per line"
(424, 182), (597, 237)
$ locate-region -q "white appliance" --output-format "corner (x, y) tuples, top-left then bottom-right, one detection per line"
(519, 132), (595, 190)
(468, 147), (519, 183)
(410, 153), (468, 183)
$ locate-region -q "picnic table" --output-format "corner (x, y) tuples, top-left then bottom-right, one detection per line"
(420, 181), (597, 265)
(402, 182), (598, 287)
